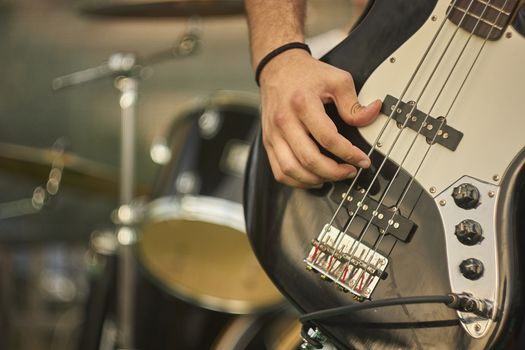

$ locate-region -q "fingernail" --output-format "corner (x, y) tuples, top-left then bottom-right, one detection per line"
(364, 99), (381, 110)
(357, 159), (371, 168)
(347, 170), (357, 179)
(312, 183), (323, 189)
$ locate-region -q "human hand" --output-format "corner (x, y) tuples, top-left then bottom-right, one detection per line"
(258, 49), (382, 188)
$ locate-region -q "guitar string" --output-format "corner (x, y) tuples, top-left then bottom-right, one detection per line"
(317, 0), (463, 244)
(317, 0), (473, 246)
(349, 0), (509, 291)
(319, 0), (481, 258)
(337, 0), (509, 293)
(333, 0), (498, 276)
(331, 0), (502, 291)
(311, 0), (488, 278)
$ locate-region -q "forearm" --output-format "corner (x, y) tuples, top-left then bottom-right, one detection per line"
(244, 0), (307, 69)
(244, 0), (379, 188)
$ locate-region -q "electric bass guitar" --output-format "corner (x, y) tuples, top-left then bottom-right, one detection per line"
(244, 0), (525, 348)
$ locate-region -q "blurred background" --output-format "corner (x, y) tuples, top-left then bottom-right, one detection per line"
(0, 0), (365, 349)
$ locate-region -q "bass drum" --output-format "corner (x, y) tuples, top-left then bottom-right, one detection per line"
(137, 91), (283, 314)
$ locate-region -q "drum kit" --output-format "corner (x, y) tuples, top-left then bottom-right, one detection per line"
(4, 1), (301, 349)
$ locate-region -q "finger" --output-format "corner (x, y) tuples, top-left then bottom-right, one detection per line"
(266, 144), (320, 188)
(276, 117), (359, 180)
(338, 99), (382, 127)
(329, 72), (382, 126)
(261, 113), (325, 188)
(270, 136), (325, 186)
(299, 100), (371, 169)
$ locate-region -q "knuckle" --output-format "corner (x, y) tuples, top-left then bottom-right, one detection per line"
(342, 147), (357, 163)
(330, 173), (346, 182)
(343, 72), (354, 84)
(318, 133), (336, 149)
(289, 90), (306, 112)
(301, 153), (317, 170)
(344, 154), (356, 163)
(280, 163), (296, 177)
(338, 71), (354, 86)
(273, 111), (288, 129)
(273, 171), (287, 183)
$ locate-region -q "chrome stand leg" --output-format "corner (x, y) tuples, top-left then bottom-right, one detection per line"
(115, 76), (138, 350)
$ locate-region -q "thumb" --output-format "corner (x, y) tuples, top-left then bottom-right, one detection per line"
(335, 97), (382, 127)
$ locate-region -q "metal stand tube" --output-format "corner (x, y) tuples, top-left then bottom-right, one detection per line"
(115, 76), (138, 349)
(51, 33), (200, 348)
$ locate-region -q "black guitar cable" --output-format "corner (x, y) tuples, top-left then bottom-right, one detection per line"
(300, 294), (454, 322)
(299, 293), (495, 348)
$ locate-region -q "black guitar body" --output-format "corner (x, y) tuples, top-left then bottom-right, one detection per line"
(244, 0), (525, 349)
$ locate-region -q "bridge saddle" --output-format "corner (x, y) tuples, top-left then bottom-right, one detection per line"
(305, 224), (389, 299)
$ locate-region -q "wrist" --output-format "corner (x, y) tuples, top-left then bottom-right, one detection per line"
(251, 34), (305, 68)
(255, 42), (311, 87)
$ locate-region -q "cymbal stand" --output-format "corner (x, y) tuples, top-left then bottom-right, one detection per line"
(116, 71), (138, 350)
(52, 28), (200, 350)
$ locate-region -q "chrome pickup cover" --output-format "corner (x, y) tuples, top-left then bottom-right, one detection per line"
(305, 224), (389, 299)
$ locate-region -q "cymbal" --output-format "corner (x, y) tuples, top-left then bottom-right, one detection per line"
(0, 142), (119, 196)
(0, 143), (121, 243)
(81, 0), (245, 18)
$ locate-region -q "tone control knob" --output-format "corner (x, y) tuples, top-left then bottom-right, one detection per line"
(452, 183), (480, 209)
(460, 258), (484, 280)
(455, 219), (483, 245)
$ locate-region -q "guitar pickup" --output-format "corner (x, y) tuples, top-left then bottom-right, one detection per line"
(330, 187), (417, 243)
(381, 95), (463, 151)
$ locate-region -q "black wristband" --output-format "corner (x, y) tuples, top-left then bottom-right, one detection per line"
(255, 42), (311, 87)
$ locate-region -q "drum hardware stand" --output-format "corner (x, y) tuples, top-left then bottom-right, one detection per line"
(51, 25), (201, 91)
(0, 139), (65, 220)
(52, 28), (200, 350)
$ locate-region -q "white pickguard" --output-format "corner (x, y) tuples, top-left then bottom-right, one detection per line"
(358, 0), (525, 195)
(355, 0), (525, 339)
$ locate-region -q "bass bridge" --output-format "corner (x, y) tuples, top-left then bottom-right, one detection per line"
(305, 224), (389, 300)
(305, 184), (418, 299)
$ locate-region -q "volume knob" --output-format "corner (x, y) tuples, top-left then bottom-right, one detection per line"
(455, 219), (483, 245)
(452, 183), (480, 209)
(460, 258), (484, 280)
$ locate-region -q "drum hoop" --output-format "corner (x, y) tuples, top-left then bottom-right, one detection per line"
(138, 194), (285, 314)
(145, 195), (245, 233)
(172, 90), (260, 125)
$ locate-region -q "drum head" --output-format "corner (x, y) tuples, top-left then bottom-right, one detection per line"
(139, 217), (283, 314)
(137, 92), (283, 314)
